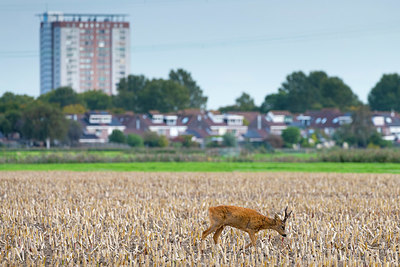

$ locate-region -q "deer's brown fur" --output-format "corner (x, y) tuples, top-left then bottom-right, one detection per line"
(201, 205), (292, 248)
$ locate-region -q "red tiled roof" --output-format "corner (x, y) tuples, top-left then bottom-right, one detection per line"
(269, 110), (292, 116)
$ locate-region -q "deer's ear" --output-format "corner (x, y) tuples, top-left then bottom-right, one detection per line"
(274, 214), (280, 221)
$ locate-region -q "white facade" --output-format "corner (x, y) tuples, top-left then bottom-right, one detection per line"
(89, 113), (112, 124)
(58, 27), (80, 91)
(266, 111), (286, 123)
(148, 125), (187, 138)
(372, 116), (385, 126)
(209, 125), (248, 137)
(225, 114), (243, 126)
(86, 125), (126, 136)
(268, 125), (287, 135)
(111, 27), (130, 95)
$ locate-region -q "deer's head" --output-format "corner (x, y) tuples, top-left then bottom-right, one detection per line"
(273, 207), (292, 237)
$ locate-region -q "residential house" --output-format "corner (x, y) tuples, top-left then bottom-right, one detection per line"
(117, 113), (150, 136)
(146, 111), (188, 138)
(302, 109), (352, 137)
(265, 110), (293, 135)
(119, 111), (189, 139)
(206, 111), (248, 139)
(372, 111), (400, 141)
(179, 110), (212, 144)
(234, 112), (269, 142)
(78, 133), (102, 144)
(79, 111), (126, 143)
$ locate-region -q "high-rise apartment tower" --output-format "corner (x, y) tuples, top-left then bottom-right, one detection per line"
(39, 12), (130, 95)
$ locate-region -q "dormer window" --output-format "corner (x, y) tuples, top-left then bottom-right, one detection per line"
(212, 115), (224, 123)
(152, 114), (163, 124)
(372, 116), (384, 126)
(225, 115), (244, 126)
(88, 112), (112, 124)
(164, 115), (177, 125)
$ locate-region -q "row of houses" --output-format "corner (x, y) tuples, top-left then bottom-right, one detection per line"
(73, 109), (400, 146)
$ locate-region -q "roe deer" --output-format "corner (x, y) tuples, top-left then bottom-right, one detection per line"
(201, 205), (292, 248)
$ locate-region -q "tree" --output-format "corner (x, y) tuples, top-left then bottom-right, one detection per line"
(143, 131), (168, 147)
(4, 110), (22, 134)
(126, 133), (144, 147)
(158, 135), (169, 148)
(264, 135), (283, 148)
(333, 124), (355, 147)
(235, 92), (257, 111)
(280, 71), (314, 113)
(260, 93), (287, 113)
(108, 129), (126, 144)
(138, 79), (190, 113)
(180, 135), (198, 148)
(0, 111), (23, 136)
(261, 71), (360, 113)
(66, 120), (83, 145)
(368, 73), (400, 111)
(218, 104), (237, 113)
(21, 101), (68, 148)
(0, 93), (32, 136)
(0, 114), (11, 135)
(0, 92), (34, 113)
(222, 132), (237, 147)
(115, 71), (206, 113)
(169, 69), (207, 109)
(281, 127), (301, 147)
(333, 105), (377, 148)
(349, 105), (375, 147)
(368, 132), (392, 148)
(62, 104), (86, 114)
(115, 75), (148, 112)
(80, 90), (112, 110)
(220, 92), (258, 112)
(39, 87), (83, 108)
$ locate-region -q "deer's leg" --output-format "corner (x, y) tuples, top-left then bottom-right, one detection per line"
(245, 231), (257, 249)
(202, 224), (221, 240)
(213, 226), (224, 244)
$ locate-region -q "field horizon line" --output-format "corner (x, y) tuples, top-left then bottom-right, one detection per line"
(1, 162), (400, 173)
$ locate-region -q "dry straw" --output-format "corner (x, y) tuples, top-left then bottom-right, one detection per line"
(0, 171), (399, 265)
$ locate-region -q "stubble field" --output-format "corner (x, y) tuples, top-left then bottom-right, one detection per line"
(0, 171), (399, 265)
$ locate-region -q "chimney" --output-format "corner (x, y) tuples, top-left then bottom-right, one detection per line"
(391, 109), (395, 117)
(257, 115), (261, 130)
(136, 118), (140, 129)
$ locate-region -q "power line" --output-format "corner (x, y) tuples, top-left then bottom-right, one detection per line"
(1, 23), (398, 58)
(132, 25), (400, 52)
(0, 0), (263, 11)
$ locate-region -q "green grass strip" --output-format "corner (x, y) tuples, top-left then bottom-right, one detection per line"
(1, 162), (400, 173)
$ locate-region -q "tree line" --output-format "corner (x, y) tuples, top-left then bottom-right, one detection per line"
(0, 68), (399, 147)
(221, 72), (400, 113)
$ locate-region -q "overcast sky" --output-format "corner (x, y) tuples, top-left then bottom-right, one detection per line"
(0, 0), (399, 109)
